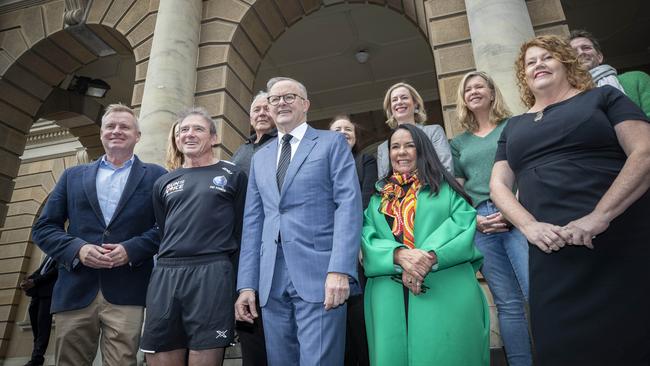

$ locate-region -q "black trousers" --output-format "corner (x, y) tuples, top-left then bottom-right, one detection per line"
(28, 296), (53, 364)
(236, 297), (267, 366)
(345, 293), (370, 366)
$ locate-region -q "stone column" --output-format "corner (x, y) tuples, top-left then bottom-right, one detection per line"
(464, 0), (535, 113)
(135, 0), (202, 165)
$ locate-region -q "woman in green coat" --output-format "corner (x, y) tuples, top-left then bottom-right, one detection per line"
(362, 124), (489, 366)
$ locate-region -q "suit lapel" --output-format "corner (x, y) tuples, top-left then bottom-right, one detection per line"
(259, 140), (281, 200)
(281, 126), (317, 196)
(108, 156), (145, 228)
(83, 159), (105, 226)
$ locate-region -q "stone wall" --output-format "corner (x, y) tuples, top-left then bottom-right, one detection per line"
(426, 0), (568, 137)
(0, 153), (80, 359)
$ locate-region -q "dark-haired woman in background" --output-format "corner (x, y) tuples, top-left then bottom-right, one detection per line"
(490, 35), (650, 365)
(451, 71), (531, 366)
(363, 124), (488, 366)
(330, 115), (377, 208)
(330, 115), (376, 366)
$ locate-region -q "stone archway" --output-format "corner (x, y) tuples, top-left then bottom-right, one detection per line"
(0, 0), (159, 358)
(0, 0), (157, 227)
(252, 3), (444, 153)
(194, 0), (441, 159)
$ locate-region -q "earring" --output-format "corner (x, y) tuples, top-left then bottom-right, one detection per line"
(415, 107), (420, 113)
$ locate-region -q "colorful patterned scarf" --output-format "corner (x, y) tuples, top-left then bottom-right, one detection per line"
(379, 171), (420, 249)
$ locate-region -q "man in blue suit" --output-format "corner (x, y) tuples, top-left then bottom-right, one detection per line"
(32, 104), (166, 366)
(235, 77), (362, 366)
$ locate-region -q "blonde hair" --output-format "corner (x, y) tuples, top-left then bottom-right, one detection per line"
(455, 71), (511, 132)
(75, 149), (90, 164)
(382, 82), (427, 129)
(164, 122), (183, 170)
(101, 103), (139, 131)
(515, 35), (594, 108)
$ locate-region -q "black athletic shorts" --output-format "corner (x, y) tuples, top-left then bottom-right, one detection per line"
(140, 254), (235, 352)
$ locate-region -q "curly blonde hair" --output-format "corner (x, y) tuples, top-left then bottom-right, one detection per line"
(383, 82), (427, 129)
(515, 35), (594, 108)
(455, 71), (511, 132)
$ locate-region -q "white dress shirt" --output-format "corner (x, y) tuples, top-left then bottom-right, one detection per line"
(276, 122), (308, 166)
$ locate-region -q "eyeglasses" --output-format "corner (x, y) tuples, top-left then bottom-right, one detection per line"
(267, 93), (306, 106)
(390, 274), (429, 293)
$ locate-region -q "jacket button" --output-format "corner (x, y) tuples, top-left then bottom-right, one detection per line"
(104, 230), (110, 236)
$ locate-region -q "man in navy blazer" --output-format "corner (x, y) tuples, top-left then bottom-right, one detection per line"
(32, 104), (166, 366)
(235, 77), (362, 365)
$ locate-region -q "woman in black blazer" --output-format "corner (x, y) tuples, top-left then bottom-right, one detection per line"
(329, 114), (377, 366)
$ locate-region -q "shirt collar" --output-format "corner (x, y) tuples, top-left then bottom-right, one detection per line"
(247, 128), (278, 145)
(277, 122), (308, 145)
(100, 155), (135, 170)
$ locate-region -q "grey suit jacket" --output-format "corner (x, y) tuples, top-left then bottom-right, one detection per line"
(377, 123), (453, 178)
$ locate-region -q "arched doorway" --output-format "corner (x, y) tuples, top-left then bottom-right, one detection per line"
(0, 1), (157, 359)
(252, 3), (441, 154)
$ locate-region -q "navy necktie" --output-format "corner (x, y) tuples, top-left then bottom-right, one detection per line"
(276, 134), (293, 190)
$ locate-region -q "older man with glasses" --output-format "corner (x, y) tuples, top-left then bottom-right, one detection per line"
(235, 77), (362, 366)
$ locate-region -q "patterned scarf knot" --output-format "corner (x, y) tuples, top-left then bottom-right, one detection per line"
(379, 171), (420, 248)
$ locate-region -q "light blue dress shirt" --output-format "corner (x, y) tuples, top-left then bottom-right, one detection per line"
(96, 155), (134, 226)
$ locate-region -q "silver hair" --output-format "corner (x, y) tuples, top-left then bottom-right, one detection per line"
(250, 91), (269, 113)
(266, 77), (308, 99)
(175, 106), (217, 135)
(101, 103), (140, 131)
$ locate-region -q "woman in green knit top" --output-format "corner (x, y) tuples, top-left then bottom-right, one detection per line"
(362, 123), (489, 366)
(450, 71), (531, 366)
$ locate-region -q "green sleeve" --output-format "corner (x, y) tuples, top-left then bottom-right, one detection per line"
(636, 72), (650, 118)
(361, 196), (405, 277)
(619, 71), (650, 118)
(418, 189), (483, 273)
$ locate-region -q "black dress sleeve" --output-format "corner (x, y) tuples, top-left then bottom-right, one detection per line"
(495, 118), (514, 162)
(601, 86), (650, 125)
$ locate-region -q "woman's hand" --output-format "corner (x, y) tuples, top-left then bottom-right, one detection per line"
(477, 213), (510, 234)
(402, 271), (424, 295)
(562, 211), (609, 248)
(521, 221), (571, 254)
(394, 248), (436, 282)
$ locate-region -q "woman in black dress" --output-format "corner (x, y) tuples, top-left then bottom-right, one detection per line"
(490, 35), (650, 365)
(329, 114), (377, 366)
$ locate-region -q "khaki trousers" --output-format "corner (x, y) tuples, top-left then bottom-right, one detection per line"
(54, 290), (144, 366)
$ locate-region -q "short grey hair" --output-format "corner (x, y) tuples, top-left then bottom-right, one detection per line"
(176, 106), (217, 136)
(101, 103), (140, 131)
(250, 91), (269, 113)
(266, 77), (308, 99)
